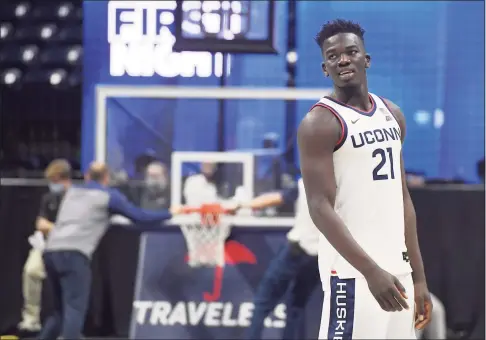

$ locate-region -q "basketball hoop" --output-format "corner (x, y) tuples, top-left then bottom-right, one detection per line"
(180, 204), (232, 268)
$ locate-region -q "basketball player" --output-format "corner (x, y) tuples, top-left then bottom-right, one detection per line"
(297, 20), (432, 339)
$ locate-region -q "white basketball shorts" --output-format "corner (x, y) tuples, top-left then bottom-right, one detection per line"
(318, 273), (416, 339)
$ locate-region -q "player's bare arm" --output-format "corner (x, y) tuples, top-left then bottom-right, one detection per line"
(297, 106), (409, 312)
(384, 98), (433, 328)
(242, 192), (284, 210)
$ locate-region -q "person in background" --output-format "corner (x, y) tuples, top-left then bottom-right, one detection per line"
(38, 162), (182, 340)
(234, 178), (320, 340)
(405, 171), (426, 188)
(404, 174), (448, 339)
(477, 158), (484, 183)
(134, 161), (171, 210)
(416, 293), (448, 339)
(183, 162), (219, 205)
(18, 159), (72, 336)
(133, 150), (157, 179)
(18, 159), (72, 337)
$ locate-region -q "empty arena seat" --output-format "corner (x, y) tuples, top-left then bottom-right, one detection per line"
(14, 23), (59, 42)
(31, 2), (79, 21)
(0, 3), (32, 21)
(23, 69), (48, 83)
(0, 22), (16, 42)
(0, 44), (40, 67)
(56, 25), (82, 41)
(0, 45), (22, 64)
(40, 45), (82, 66)
(57, 3), (80, 21)
(0, 1), (82, 86)
(31, 4), (61, 21)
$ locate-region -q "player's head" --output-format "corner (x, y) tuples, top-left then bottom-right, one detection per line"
(145, 161), (168, 190)
(86, 162), (110, 186)
(201, 162), (216, 178)
(315, 19), (370, 88)
(44, 159), (72, 192)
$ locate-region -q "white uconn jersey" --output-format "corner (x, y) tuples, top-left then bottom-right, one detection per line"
(314, 93), (412, 285)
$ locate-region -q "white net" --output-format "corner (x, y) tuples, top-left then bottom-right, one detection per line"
(179, 208), (232, 268)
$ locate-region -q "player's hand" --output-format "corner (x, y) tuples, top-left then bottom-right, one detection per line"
(223, 202), (241, 215)
(364, 266), (410, 312)
(169, 205), (183, 215)
(414, 281), (432, 330)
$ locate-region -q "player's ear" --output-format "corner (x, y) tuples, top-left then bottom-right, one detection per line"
(321, 62), (329, 77)
(365, 54), (371, 69)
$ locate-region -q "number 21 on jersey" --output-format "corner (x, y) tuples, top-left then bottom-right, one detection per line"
(372, 147), (395, 181)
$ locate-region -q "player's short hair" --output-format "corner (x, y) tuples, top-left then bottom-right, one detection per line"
(44, 159), (72, 180)
(87, 162), (110, 182)
(315, 19), (366, 49)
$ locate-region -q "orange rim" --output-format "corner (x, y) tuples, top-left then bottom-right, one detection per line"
(180, 203), (228, 225)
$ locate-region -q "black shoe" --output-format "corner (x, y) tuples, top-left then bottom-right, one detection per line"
(16, 329), (39, 339)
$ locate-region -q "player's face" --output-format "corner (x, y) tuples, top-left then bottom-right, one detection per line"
(102, 173), (111, 186)
(47, 175), (61, 184)
(321, 33), (370, 88)
(201, 162), (216, 177)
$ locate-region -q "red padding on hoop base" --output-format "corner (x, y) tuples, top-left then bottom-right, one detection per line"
(184, 240), (256, 265)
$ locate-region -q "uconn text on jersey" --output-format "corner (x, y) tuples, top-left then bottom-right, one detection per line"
(350, 127), (401, 149)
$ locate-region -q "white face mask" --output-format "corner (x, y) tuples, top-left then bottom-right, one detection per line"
(49, 183), (64, 193)
(145, 177), (167, 190)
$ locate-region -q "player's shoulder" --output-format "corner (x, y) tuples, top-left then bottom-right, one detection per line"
(41, 191), (53, 200)
(42, 191), (62, 202)
(105, 187), (130, 207)
(298, 102), (343, 151)
(297, 177), (306, 195)
(300, 103), (341, 135)
(375, 95), (405, 123)
(185, 173), (205, 185)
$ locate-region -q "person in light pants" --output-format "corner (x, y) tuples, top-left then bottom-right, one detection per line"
(18, 159), (72, 336)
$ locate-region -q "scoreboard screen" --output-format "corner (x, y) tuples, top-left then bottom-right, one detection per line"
(173, 0), (277, 54)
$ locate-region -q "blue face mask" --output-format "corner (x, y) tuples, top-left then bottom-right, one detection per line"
(49, 183), (64, 193)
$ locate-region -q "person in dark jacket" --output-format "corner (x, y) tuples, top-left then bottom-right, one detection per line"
(19, 159), (72, 337)
(38, 162), (181, 340)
